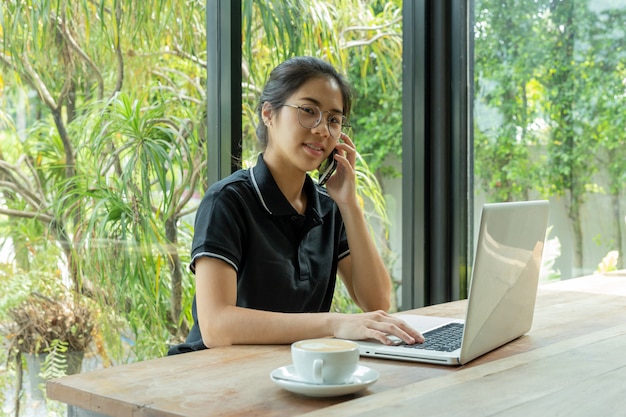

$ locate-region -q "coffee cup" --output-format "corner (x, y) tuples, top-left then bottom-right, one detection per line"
(291, 338), (360, 385)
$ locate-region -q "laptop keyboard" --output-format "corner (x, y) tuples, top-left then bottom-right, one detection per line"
(402, 322), (464, 352)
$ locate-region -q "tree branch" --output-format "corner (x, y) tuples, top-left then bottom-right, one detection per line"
(20, 54), (58, 111)
(0, 158), (47, 209)
(0, 180), (44, 212)
(344, 33), (401, 49)
(50, 109), (76, 179)
(111, 1), (124, 98)
(53, 13), (105, 101)
(166, 44), (208, 69)
(21, 156), (46, 202)
(151, 67), (206, 98)
(0, 158), (32, 189)
(149, 86), (203, 105)
(0, 52), (18, 73)
(176, 157), (206, 215)
(0, 207), (54, 224)
(342, 17), (403, 34)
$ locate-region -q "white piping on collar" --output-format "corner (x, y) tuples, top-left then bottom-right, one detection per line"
(250, 166), (273, 215)
(316, 186), (330, 198)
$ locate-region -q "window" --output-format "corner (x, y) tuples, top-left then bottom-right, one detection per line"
(474, 0), (626, 279)
(207, 1), (472, 310)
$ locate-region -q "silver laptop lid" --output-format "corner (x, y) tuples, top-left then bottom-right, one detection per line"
(459, 200), (549, 364)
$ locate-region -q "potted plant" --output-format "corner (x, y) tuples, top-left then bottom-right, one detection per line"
(8, 290), (94, 367)
(1, 268), (95, 414)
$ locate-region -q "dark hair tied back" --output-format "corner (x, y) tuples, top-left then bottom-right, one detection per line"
(255, 56), (353, 149)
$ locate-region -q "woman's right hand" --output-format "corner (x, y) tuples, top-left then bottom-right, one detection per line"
(331, 310), (425, 346)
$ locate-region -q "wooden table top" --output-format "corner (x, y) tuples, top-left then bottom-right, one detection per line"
(47, 274), (626, 417)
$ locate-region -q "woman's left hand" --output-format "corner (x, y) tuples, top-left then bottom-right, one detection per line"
(325, 133), (358, 207)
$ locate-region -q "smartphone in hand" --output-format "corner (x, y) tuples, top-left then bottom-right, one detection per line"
(317, 150), (337, 186)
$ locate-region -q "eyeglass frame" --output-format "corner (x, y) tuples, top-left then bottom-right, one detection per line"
(282, 103), (351, 139)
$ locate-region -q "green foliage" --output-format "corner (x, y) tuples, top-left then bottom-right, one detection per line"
(241, 0), (403, 312)
(474, 0), (626, 269)
(6, 290), (94, 355)
(349, 63), (403, 177)
(0, 255), (67, 318)
(331, 279), (363, 314)
(241, 0), (403, 171)
(1, 0), (207, 363)
(0, 1), (404, 370)
(40, 340), (70, 381)
(355, 153), (390, 238)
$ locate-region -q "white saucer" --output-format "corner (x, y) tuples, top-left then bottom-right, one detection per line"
(270, 364), (379, 397)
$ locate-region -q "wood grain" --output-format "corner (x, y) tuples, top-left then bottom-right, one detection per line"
(47, 276), (626, 417)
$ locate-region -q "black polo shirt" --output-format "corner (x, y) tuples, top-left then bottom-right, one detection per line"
(169, 154), (350, 354)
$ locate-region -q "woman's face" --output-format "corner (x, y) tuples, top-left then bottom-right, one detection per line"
(262, 76), (344, 176)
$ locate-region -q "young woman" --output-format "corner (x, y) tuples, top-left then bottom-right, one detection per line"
(169, 56), (423, 354)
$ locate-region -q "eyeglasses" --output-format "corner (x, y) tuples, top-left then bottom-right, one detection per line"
(283, 104), (349, 139)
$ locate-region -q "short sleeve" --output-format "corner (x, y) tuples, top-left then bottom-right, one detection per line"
(189, 185), (248, 273)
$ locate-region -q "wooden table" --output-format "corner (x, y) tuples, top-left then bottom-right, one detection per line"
(47, 275), (626, 417)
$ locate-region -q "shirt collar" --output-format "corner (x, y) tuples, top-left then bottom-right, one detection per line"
(250, 153), (327, 219)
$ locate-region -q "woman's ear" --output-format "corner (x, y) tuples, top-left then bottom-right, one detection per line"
(262, 102), (273, 126)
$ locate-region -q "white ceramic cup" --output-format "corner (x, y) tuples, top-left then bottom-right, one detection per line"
(291, 338), (360, 385)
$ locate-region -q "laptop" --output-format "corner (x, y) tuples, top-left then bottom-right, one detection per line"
(356, 200), (550, 365)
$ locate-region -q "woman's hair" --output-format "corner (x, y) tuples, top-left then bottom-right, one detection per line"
(255, 56), (353, 148)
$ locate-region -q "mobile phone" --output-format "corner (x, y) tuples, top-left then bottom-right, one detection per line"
(317, 150), (337, 186)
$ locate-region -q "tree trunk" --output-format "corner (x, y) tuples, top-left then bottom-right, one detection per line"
(551, 0), (585, 274)
(568, 192), (584, 276)
(613, 190), (624, 270)
(165, 216), (187, 338)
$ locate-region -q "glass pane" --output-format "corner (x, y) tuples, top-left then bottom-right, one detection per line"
(474, 0), (626, 280)
(240, 1), (404, 311)
(0, 1), (208, 411)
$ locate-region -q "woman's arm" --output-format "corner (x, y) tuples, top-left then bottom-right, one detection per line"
(195, 257), (332, 347)
(326, 134), (394, 312)
(335, 212), (392, 312)
(194, 257), (422, 347)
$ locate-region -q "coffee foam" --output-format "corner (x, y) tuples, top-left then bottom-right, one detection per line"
(294, 339), (356, 352)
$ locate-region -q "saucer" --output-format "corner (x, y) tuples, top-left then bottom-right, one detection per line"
(270, 364), (379, 397)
